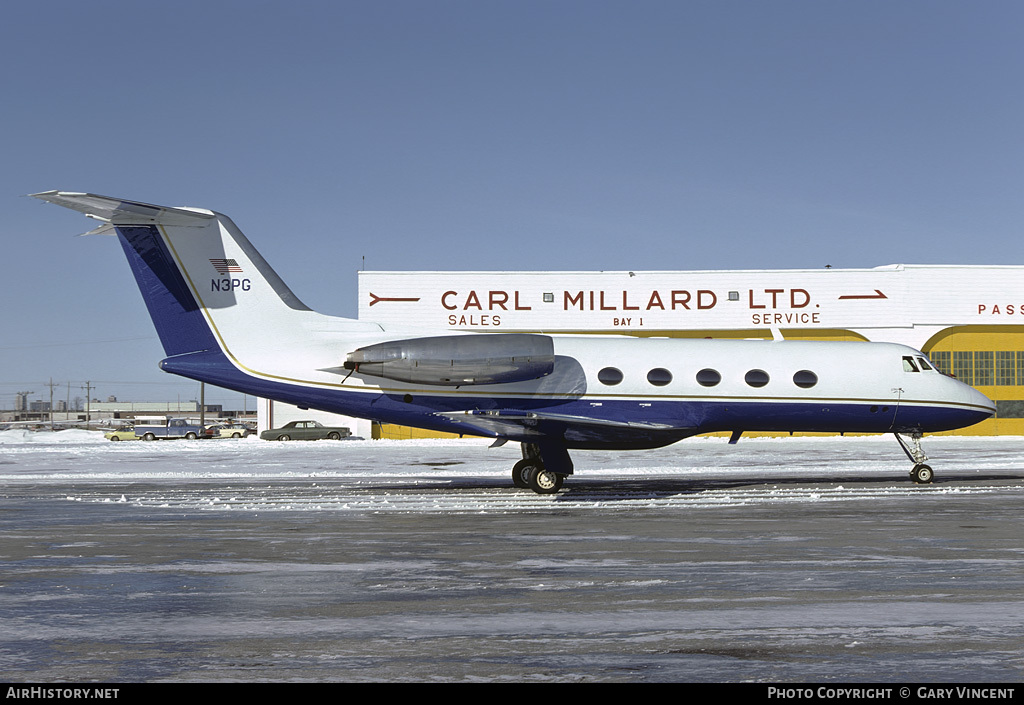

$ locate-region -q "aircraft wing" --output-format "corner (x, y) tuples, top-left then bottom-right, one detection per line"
(435, 409), (696, 447)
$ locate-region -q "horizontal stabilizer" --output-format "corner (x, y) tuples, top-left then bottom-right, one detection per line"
(31, 191), (215, 226)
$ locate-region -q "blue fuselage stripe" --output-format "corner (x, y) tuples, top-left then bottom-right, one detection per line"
(160, 349), (991, 446)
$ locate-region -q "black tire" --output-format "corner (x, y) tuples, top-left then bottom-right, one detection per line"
(527, 466), (564, 495)
(911, 464), (934, 484)
(512, 459), (538, 488)
(278, 434), (291, 441)
(185, 432), (197, 440)
(327, 432), (341, 440)
(109, 436), (121, 442)
(143, 433), (156, 441)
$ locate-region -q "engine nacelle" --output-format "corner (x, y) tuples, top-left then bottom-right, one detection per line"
(344, 334), (555, 386)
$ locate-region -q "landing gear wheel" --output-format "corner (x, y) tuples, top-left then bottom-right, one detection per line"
(527, 466), (564, 495)
(512, 459), (537, 489)
(911, 463), (934, 484)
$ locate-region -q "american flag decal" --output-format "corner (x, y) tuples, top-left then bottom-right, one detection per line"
(210, 258), (243, 274)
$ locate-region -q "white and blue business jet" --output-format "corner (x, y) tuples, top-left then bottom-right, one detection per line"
(35, 191), (995, 494)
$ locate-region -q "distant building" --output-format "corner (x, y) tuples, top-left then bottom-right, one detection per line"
(86, 400), (224, 419)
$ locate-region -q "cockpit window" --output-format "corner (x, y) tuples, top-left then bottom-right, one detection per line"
(903, 356), (919, 372)
(917, 357), (933, 371)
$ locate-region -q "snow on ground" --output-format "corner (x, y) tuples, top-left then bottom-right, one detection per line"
(2, 430), (1022, 514)
(4, 430), (1024, 681)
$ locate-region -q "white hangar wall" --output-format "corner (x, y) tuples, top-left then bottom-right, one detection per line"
(257, 399), (372, 439)
(358, 264), (1024, 436)
(358, 264), (1024, 348)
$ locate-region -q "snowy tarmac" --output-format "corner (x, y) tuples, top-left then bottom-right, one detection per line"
(1, 431), (1023, 682)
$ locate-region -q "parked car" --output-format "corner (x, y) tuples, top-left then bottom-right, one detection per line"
(135, 418), (215, 441)
(209, 422), (254, 439)
(260, 420), (352, 441)
(104, 425), (140, 442)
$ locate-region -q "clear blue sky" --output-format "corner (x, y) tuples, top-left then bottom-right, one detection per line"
(3, 0), (1023, 408)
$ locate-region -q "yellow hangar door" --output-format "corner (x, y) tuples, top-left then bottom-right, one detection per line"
(923, 325), (1024, 436)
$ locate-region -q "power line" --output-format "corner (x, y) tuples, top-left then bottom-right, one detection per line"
(0, 336), (156, 351)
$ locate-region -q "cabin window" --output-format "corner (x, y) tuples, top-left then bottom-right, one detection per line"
(917, 357), (933, 371)
(745, 369), (770, 388)
(696, 368), (721, 387)
(647, 368), (672, 386)
(903, 356), (919, 372)
(793, 370), (818, 388)
(598, 367), (623, 385)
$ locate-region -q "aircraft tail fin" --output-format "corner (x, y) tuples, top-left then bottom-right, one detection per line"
(32, 191), (377, 363)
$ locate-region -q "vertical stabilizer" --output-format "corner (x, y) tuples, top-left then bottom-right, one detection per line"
(32, 191), (378, 368)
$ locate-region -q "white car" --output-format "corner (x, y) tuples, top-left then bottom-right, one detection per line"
(209, 423), (254, 439)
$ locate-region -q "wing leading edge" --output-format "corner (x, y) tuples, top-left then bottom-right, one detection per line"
(435, 408), (696, 449)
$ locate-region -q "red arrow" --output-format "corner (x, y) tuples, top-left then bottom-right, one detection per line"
(838, 290), (887, 300)
(369, 292), (421, 306)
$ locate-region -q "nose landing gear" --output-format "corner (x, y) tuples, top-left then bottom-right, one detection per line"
(910, 463), (934, 484)
(895, 432), (934, 484)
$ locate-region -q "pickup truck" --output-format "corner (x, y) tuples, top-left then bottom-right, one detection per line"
(135, 418), (214, 441)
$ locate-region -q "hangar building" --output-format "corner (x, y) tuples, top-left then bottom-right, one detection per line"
(356, 263), (1024, 436)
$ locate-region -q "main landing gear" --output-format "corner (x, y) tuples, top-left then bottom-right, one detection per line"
(508, 434), (939, 493)
(511, 443), (570, 494)
(894, 432), (934, 484)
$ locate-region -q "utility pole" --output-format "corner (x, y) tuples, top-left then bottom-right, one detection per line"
(45, 378), (60, 431)
(81, 381), (94, 429)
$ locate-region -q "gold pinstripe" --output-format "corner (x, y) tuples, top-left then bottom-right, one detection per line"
(156, 225), (992, 416)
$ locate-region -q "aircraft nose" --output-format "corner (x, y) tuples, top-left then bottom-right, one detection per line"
(905, 375), (995, 433)
(953, 378), (996, 426)
(969, 384), (997, 416)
